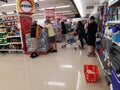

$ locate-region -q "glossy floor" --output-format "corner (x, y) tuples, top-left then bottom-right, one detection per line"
(0, 45), (109, 90)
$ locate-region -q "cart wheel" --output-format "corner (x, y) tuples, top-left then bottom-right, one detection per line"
(61, 46), (64, 48)
(74, 47), (77, 50)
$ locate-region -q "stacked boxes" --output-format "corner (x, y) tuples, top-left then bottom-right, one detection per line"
(26, 29), (50, 52)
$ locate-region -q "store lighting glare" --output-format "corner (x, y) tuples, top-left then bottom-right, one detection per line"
(56, 10), (71, 13)
(60, 65), (73, 69)
(73, 0), (84, 17)
(7, 12), (14, 15)
(39, 0), (46, 1)
(48, 82), (65, 87)
(46, 7), (55, 9)
(56, 5), (70, 9)
(2, 3), (16, 7)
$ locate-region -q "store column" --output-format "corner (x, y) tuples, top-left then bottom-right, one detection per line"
(16, 0), (35, 53)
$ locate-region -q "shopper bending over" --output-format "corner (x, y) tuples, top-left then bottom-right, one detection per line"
(45, 19), (57, 53)
(30, 21), (43, 58)
(76, 21), (86, 49)
(87, 16), (97, 57)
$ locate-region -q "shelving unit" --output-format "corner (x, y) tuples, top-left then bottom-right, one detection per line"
(0, 15), (24, 53)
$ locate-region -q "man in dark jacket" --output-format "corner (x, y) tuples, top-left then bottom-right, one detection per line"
(87, 16), (97, 57)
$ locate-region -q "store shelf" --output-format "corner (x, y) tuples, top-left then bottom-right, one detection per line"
(0, 49), (23, 52)
(113, 41), (120, 47)
(7, 36), (21, 38)
(107, 21), (120, 24)
(0, 38), (7, 39)
(0, 49), (8, 51)
(0, 31), (6, 33)
(0, 26), (9, 28)
(109, 0), (120, 7)
(8, 42), (22, 44)
(96, 51), (104, 69)
(9, 49), (23, 51)
(0, 44), (8, 45)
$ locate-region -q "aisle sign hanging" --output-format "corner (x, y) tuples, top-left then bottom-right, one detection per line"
(45, 9), (55, 21)
(16, 0), (35, 14)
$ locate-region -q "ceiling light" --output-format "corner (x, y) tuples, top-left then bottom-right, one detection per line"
(2, 3), (16, 7)
(73, 0), (84, 17)
(56, 5), (70, 9)
(46, 7), (55, 9)
(56, 10), (71, 13)
(7, 12), (14, 15)
(39, 0), (46, 1)
(63, 13), (75, 15)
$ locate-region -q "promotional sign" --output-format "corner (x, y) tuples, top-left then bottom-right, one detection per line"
(16, 0), (35, 14)
(55, 13), (63, 19)
(19, 15), (32, 51)
(45, 9), (55, 21)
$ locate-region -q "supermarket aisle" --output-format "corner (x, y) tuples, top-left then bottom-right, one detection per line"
(0, 45), (109, 90)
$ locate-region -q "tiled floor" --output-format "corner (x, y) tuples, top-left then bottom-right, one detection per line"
(0, 44), (109, 90)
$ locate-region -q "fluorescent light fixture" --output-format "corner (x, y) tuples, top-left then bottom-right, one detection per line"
(56, 10), (71, 13)
(60, 65), (73, 69)
(63, 13), (74, 15)
(73, 0), (84, 17)
(46, 7), (55, 9)
(7, 12), (14, 15)
(48, 82), (65, 87)
(56, 5), (70, 9)
(39, 0), (46, 1)
(2, 3), (16, 7)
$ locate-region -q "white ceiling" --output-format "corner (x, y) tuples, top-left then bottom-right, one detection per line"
(0, 0), (100, 18)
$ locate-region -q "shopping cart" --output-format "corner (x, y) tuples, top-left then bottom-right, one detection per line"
(61, 31), (80, 50)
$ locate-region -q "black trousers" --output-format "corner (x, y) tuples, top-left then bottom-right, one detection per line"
(79, 34), (88, 48)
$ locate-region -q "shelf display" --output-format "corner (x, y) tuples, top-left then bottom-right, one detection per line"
(0, 15), (23, 53)
(97, 1), (120, 90)
(26, 29), (50, 54)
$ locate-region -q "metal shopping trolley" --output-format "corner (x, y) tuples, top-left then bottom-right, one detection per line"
(61, 31), (80, 50)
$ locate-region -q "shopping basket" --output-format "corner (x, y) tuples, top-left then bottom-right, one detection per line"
(84, 65), (99, 83)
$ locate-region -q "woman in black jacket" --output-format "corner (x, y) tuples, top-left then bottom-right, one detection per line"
(76, 21), (85, 49)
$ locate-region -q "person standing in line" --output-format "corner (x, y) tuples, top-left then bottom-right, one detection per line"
(30, 21), (43, 58)
(45, 19), (57, 53)
(87, 16), (97, 57)
(61, 20), (67, 41)
(76, 21), (85, 49)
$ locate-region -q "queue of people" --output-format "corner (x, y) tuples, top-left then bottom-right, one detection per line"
(30, 16), (97, 58)
(76, 16), (97, 57)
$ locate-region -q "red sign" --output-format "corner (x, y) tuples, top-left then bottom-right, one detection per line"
(55, 13), (63, 19)
(45, 9), (55, 20)
(19, 15), (32, 51)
